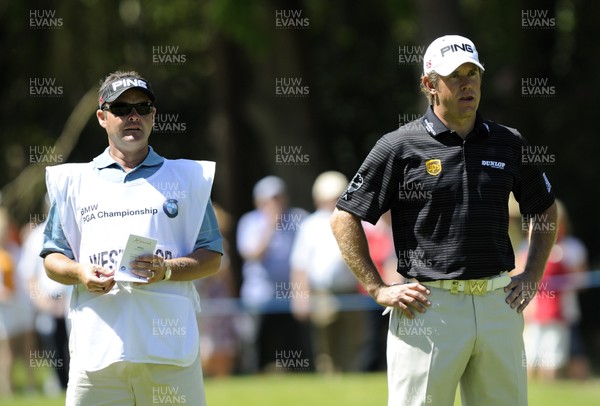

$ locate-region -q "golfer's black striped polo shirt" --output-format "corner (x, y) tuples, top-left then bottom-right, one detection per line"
(337, 106), (555, 281)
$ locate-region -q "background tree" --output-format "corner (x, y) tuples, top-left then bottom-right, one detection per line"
(1, 0), (598, 367)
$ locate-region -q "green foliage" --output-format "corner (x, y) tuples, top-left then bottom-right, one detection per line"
(204, 0), (271, 54)
(1, 0), (599, 264)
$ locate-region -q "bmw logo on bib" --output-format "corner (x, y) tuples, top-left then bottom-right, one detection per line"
(163, 199), (179, 218)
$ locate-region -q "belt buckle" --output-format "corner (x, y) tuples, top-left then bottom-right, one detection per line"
(466, 280), (488, 295)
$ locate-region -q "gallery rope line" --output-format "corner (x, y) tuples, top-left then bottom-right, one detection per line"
(199, 270), (600, 316)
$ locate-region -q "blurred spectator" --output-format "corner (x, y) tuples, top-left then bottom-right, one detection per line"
(237, 176), (310, 372)
(2, 206), (39, 395)
(520, 199), (590, 380)
(0, 208), (15, 396)
(195, 203), (239, 377)
(290, 171), (364, 373)
(22, 216), (70, 394)
(359, 211), (402, 371)
(5, 221), (37, 395)
(553, 202), (590, 380)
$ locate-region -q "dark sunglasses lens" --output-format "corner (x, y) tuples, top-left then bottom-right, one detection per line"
(108, 103), (153, 116)
(109, 105), (132, 116)
(135, 105), (153, 115)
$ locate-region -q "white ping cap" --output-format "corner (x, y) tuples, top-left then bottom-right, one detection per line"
(423, 35), (484, 76)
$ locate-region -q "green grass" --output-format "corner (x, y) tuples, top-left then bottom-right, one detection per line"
(1, 373), (599, 405)
(206, 373), (388, 405)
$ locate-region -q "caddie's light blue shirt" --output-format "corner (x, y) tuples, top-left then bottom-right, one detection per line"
(41, 146), (223, 258)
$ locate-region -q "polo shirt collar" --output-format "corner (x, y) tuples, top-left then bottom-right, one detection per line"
(422, 106), (490, 138)
(93, 145), (164, 170)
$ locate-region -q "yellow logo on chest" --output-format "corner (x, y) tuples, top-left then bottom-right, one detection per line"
(425, 159), (442, 176)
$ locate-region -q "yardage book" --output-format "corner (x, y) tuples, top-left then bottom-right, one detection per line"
(114, 234), (157, 283)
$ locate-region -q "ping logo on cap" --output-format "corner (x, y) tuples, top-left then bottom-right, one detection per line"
(440, 43), (475, 57)
(111, 78), (149, 92)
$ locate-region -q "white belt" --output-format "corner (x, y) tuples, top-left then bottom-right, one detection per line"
(382, 272), (513, 315)
(414, 272), (511, 295)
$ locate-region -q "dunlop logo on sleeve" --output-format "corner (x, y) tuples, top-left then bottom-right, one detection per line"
(481, 160), (506, 170)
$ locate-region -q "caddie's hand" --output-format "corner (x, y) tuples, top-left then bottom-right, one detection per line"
(375, 283), (431, 319)
(504, 272), (540, 313)
(130, 254), (167, 285)
(79, 264), (115, 294)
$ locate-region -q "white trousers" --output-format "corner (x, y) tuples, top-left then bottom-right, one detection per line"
(66, 354), (206, 406)
(387, 287), (527, 406)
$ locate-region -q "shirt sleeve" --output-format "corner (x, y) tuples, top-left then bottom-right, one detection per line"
(513, 136), (556, 215)
(192, 199), (224, 254)
(336, 135), (400, 224)
(40, 202), (75, 259)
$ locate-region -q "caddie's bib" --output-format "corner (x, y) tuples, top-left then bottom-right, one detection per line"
(46, 159), (215, 371)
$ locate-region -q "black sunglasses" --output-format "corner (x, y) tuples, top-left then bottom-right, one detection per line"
(103, 102), (154, 116)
